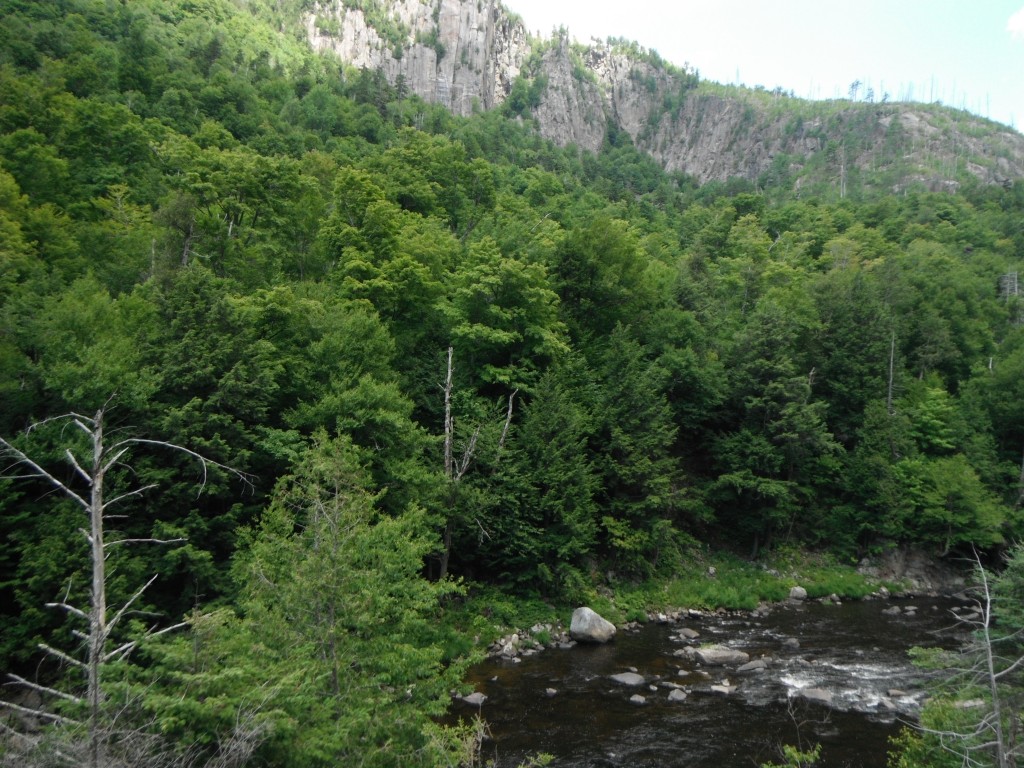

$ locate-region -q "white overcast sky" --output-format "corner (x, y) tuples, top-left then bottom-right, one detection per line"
(502, 0), (1024, 131)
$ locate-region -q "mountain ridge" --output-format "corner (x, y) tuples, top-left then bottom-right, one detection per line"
(305, 0), (1024, 194)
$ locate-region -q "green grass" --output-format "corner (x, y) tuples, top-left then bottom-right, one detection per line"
(439, 548), (886, 650)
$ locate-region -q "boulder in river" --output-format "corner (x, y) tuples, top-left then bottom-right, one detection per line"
(794, 688), (833, 707)
(461, 692), (488, 706)
(629, 694), (647, 705)
(738, 659), (768, 672)
(667, 688), (687, 702)
(570, 607), (616, 643)
(695, 645), (749, 666)
(789, 586), (808, 601)
(610, 672), (646, 686)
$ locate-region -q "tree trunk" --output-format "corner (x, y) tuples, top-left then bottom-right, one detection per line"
(87, 410), (106, 768)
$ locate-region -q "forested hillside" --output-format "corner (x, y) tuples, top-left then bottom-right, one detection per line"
(303, 0), (1024, 192)
(2, 0), (1024, 765)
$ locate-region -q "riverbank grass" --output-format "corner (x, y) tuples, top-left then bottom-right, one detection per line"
(441, 549), (887, 649)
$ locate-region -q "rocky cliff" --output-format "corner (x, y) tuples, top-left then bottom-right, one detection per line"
(306, 0), (530, 114)
(305, 0), (1024, 190)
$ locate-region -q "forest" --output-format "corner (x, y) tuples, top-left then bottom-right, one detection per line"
(2, 0), (1024, 765)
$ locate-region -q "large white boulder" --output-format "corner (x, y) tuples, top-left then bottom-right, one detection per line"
(570, 607), (617, 643)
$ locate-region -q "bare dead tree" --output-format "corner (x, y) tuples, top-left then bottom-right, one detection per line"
(0, 405), (252, 768)
(914, 551), (1024, 768)
(437, 347), (515, 579)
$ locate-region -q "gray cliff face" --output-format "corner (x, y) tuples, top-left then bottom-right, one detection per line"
(528, 40), (605, 151)
(306, 0), (530, 115)
(305, 1), (1024, 188)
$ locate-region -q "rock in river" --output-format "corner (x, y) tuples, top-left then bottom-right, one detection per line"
(570, 607), (616, 643)
(794, 688), (833, 707)
(695, 645), (750, 666)
(610, 672), (646, 686)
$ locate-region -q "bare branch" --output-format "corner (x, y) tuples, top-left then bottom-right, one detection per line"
(71, 418), (94, 436)
(101, 484), (159, 512)
(106, 574), (159, 634)
(24, 411), (94, 435)
(992, 654), (1024, 680)
(38, 642), (88, 670)
(45, 602), (89, 621)
(454, 425), (480, 482)
(7, 674), (82, 704)
(0, 698), (81, 725)
(105, 621), (188, 662)
(115, 438), (255, 496)
(100, 446), (132, 478)
(495, 389), (518, 462)
(65, 448), (92, 486)
(104, 537), (186, 549)
(0, 437), (89, 511)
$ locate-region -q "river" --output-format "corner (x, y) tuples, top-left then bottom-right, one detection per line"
(450, 596), (968, 767)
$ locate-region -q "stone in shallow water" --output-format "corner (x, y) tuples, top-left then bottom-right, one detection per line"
(609, 672), (646, 686)
(789, 586), (808, 600)
(795, 688), (833, 706)
(629, 694), (647, 705)
(738, 659), (768, 672)
(695, 645), (749, 666)
(462, 692), (487, 706)
(668, 688), (687, 702)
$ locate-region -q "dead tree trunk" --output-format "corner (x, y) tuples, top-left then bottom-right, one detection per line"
(437, 348), (514, 580)
(0, 406), (249, 768)
(917, 551), (1024, 768)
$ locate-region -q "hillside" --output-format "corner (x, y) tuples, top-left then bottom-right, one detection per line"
(2, 0), (1024, 765)
(306, 0), (1024, 193)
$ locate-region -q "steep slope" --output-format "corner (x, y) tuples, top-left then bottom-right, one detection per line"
(305, 0), (1024, 193)
(306, 0), (530, 114)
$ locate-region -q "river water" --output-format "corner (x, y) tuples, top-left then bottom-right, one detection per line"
(451, 597), (968, 768)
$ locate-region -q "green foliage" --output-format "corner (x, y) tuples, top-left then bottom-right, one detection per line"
(761, 743), (821, 768)
(1, 0), (1023, 758)
(133, 432), (473, 766)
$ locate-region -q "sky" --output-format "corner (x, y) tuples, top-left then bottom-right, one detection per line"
(503, 0), (1024, 131)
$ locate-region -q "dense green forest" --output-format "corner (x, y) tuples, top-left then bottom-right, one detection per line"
(2, 0), (1024, 765)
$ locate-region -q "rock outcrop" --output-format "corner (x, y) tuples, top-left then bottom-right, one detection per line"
(307, 0), (530, 115)
(305, 0), (1024, 189)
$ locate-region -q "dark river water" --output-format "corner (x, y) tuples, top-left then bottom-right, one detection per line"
(449, 597), (968, 768)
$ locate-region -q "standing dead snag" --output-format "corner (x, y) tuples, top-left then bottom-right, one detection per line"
(437, 347), (516, 580)
(0, 406), (251, 768)
(912, 550), (1024, 768)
